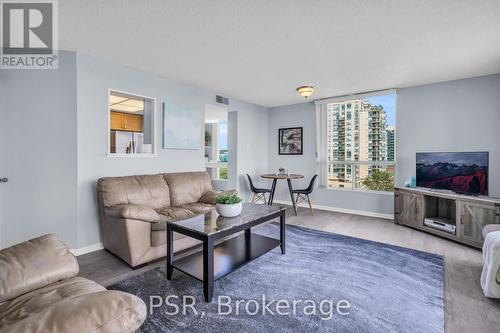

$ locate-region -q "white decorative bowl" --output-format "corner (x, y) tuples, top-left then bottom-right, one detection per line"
(216, 202), (243, 217)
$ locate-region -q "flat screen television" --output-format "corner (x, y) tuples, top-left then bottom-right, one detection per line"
(416, 152), (489, 196)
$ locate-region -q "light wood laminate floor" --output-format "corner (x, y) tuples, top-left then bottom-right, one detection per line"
(78, 205), (500, 333)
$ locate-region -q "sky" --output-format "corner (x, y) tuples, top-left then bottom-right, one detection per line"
(365, 94), (396, 126)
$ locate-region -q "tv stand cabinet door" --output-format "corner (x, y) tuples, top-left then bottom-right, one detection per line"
(396, 191), (422, 228)
(458, 201), (499, 247)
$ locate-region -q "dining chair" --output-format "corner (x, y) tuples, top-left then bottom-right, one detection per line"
(246, 174), (271, 204)
(292, 175), (318, 215)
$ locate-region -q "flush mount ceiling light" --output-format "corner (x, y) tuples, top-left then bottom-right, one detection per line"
(296, 86), (315, 100)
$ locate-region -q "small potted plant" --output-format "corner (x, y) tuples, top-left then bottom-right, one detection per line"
(215, 193), (243, 217)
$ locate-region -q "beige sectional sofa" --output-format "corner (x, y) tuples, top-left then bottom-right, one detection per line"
(0, 234), (146, 333)
(97, 171), (227, 268)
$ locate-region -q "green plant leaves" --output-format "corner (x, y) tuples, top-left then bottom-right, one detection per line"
(215, 193), (242, 205)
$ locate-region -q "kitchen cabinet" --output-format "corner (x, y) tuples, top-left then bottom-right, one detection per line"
(110, 111), (143, 132)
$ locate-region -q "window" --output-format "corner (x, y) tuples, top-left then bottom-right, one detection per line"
(316, 90), (396, 192)
(108, 90), (155, 155)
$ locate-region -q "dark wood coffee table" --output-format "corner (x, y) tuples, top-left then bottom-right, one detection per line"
(166, 203), (286, 302)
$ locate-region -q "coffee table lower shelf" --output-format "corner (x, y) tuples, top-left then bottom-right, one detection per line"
(172, 233), (280, 282)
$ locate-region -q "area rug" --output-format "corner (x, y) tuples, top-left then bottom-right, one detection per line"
(110, 223), (444, 333)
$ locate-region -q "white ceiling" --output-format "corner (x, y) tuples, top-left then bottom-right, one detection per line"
(60, 0), (500, 107)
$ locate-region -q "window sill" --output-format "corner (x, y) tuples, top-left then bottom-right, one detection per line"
(321, 187), (394, 196)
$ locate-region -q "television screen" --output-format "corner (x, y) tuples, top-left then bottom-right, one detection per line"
(416, 152), (488, 195)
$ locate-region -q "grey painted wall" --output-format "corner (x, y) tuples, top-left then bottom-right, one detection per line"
(397, 74), (500, 196)
(268, 102), (394, 216)
(76, 54), (269, 248)
(268, 73), (500, 216)
(0, 51), (79, 248)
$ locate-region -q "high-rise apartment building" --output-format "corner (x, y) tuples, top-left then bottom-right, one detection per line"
(327, 100), (389, 188)
(387, 126), (395, 162)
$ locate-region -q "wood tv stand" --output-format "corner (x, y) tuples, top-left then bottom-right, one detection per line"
(394, 187), (500, 248)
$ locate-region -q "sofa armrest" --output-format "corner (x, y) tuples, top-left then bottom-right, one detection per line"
(0, 234), (79, 303)
(483, 224), (500, 239)
(199, 189), (237, 204)
(106, 204), (162, 223)
(3, 288), (147, 333)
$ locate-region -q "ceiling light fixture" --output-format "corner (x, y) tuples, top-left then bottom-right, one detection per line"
(296, 86), (315, 100)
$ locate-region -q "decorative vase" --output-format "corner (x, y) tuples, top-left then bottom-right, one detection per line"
(216, 202), (243, 217)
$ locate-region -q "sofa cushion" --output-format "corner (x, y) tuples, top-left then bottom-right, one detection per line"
(106, 204), (162, 223)
(98, 174), (170, 209)
(198, 190), (220, 205)
(0, 276), (146, 333)
(181, 203), (215, 215)
(0, 234), (79, 303)
(154, 207), (197, 229)
(163, 172), (212, 206)
(153, 204), (214, 231)
(199, 189), (237, 205)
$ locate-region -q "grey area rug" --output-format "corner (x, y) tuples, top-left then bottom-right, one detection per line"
(110, 223), (444, 333)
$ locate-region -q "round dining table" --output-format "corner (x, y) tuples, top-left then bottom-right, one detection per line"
(261, 174), (304, 215)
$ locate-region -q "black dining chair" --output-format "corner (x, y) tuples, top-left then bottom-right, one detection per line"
(246, 174), (271, 204)
(292, 175), (318, 215)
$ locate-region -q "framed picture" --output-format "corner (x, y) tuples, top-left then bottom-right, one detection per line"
(278, 127), (303, 155)
(162, 102), (202, 150)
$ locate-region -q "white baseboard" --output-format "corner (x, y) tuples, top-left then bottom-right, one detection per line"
(272, 199), (393, 220)
(70, 242), (103, 256)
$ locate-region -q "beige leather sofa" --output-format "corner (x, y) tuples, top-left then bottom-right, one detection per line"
(0, 234), (146, 333)
(97, 171), (227, 268)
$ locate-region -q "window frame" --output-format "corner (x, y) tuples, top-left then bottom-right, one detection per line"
(107, 88), (157, 157)
(315, 89), (396, 194)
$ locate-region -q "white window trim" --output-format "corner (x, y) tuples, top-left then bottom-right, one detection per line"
(315, 89), (397, 192)
(107, 89), (157, 157)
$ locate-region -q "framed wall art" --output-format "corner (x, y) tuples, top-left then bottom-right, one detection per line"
(278, 127), (303, 155)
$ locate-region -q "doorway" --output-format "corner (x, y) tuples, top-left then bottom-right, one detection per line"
(204, 104), (237, 191)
